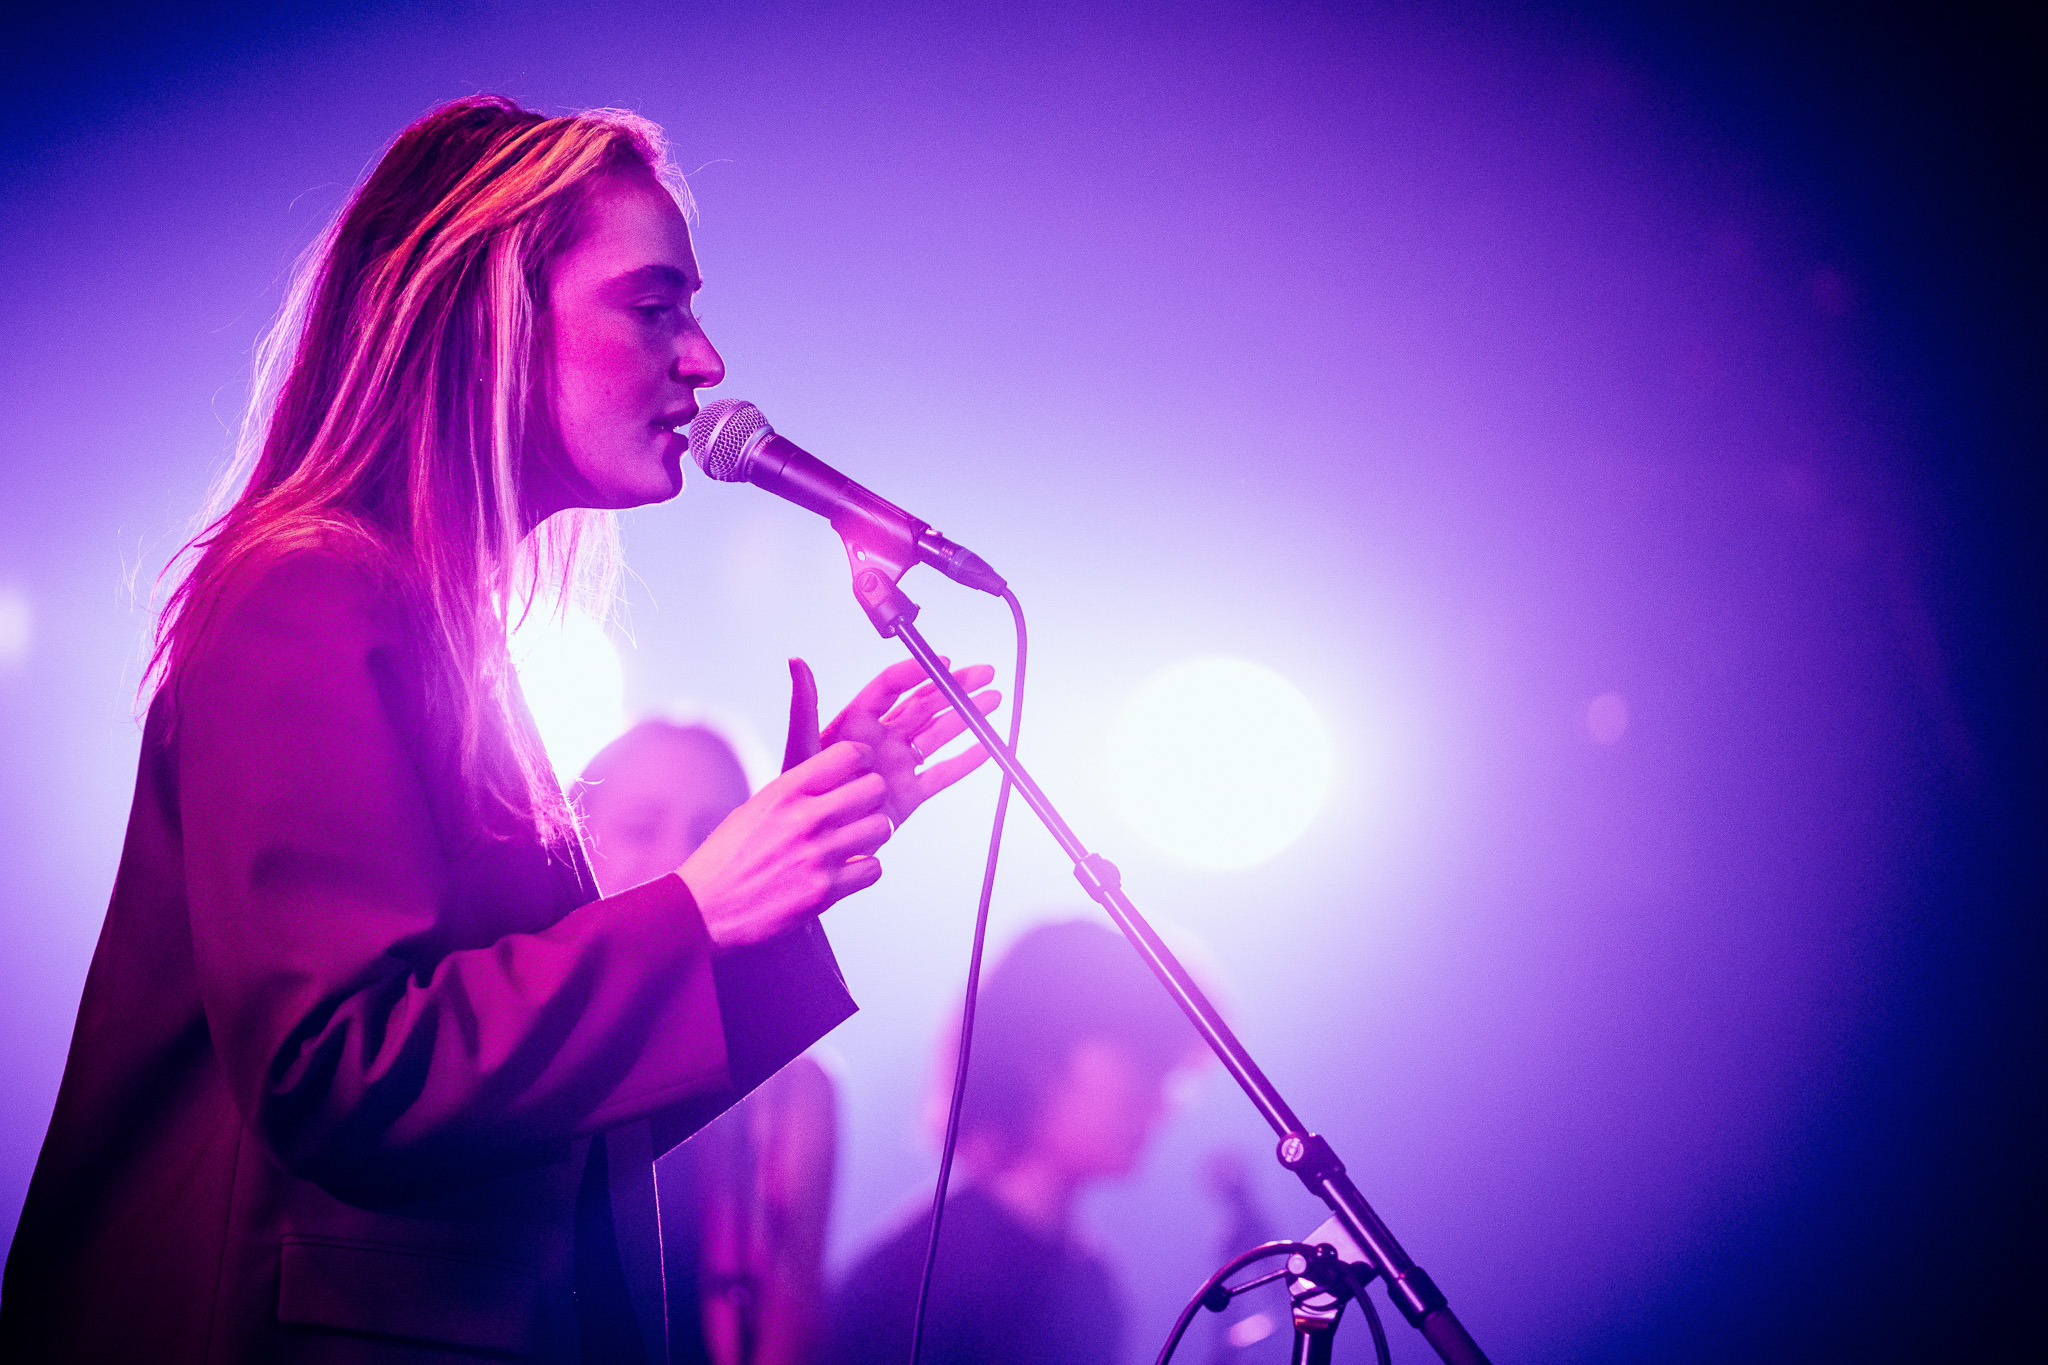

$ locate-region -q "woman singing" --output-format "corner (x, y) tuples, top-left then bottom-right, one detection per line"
(0, 96), (995, 1363)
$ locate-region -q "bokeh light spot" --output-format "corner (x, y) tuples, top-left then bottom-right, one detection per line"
(1587, 692), (1630, 745)
(511, 604), (626, 780)
(0, 585), (29, 673)
(1102, 658), (1332, 870)
(1227, 1313), (1278, 1348)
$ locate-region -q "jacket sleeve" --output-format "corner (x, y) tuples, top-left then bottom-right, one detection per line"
(651, 917), (854, 1158)
(176, 549), (769, 1203)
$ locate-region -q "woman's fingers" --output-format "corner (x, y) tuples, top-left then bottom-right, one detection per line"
(839, 657), (937, 724)
(811, 659), (1006, 827)
(676, 738), (900, 947)
(917, 742), (992, 799)
(818, 809), (895, 863)
(827, 853), (885, 902)
(783, 656), (822, 771)
(879, 664), (998, 731)
(679, 657), (1005, 945)
(906, 688), (1002, 762)
(805, 769), (889, 830)
(830, 659), (996, 739)
(784, 740), (877, 796)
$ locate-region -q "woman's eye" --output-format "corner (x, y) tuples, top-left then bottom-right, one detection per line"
(633, 304), (670, 321)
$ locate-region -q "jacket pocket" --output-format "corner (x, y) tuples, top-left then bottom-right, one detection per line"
(278, 1236), (538, 1357)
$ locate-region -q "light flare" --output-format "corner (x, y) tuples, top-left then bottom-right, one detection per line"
(1102, 658), (1333, 870)
(510, 604), (627, 780)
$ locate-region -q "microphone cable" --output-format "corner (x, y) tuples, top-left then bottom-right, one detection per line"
(907, 585), (1026, 1365)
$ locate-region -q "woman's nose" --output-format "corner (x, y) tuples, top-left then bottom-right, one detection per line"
(675, 326), (725, 389)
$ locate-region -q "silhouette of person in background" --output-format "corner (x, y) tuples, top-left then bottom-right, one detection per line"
(579, 720), (837, 1365)
(826, 919), (1204, 1365)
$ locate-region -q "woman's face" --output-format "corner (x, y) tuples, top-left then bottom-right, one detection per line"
(534, 169), (724, 514)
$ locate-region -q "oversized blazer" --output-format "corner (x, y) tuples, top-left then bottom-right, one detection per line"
(0, 546), (855, 1363)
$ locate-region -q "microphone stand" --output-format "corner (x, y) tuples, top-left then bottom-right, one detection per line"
(835, 540), (1490, 1365)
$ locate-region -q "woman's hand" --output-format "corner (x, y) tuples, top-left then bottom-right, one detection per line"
(677, 741), (892, 948)
(820, 658), (1001, 825)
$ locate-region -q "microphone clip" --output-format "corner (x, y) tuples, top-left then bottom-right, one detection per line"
(838, 523), (921, 638)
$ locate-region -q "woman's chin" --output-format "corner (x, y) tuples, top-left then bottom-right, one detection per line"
(593, 459), (686, 510)
(648, 456), (688, 505)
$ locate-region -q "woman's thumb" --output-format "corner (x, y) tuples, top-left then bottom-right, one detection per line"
(782, 657), (822, 773)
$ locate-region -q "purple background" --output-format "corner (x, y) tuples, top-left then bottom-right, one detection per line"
(1, 3), (2036, 1360)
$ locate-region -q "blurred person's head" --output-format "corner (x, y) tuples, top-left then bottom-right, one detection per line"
(952, 919), (1202, 1192)
(577, 719), (751, 895)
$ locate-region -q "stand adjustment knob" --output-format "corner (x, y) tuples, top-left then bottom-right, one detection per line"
(1277, 1131), (1346, 1189)
(1073, 852), (1122, 902)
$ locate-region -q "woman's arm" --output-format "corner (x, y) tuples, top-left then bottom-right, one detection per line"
(176, 550), (835, 1203)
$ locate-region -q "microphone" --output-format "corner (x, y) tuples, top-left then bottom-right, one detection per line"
(687, 400), (1007, 596)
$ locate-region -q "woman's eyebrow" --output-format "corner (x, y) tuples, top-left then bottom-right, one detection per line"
(608, 263), (699, 294)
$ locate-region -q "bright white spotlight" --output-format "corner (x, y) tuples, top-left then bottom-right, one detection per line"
(510, 604), (626, 782)
(1102, 658), (1333, 870)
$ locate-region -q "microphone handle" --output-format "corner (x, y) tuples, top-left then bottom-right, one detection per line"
(750, 435), (1007, 595)
(745, 434), (894, 522)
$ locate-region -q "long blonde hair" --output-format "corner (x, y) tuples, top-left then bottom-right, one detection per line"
(149, 96), (685, 839)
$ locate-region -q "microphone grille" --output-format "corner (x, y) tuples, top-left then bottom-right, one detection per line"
(688, 399), (772, 482)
